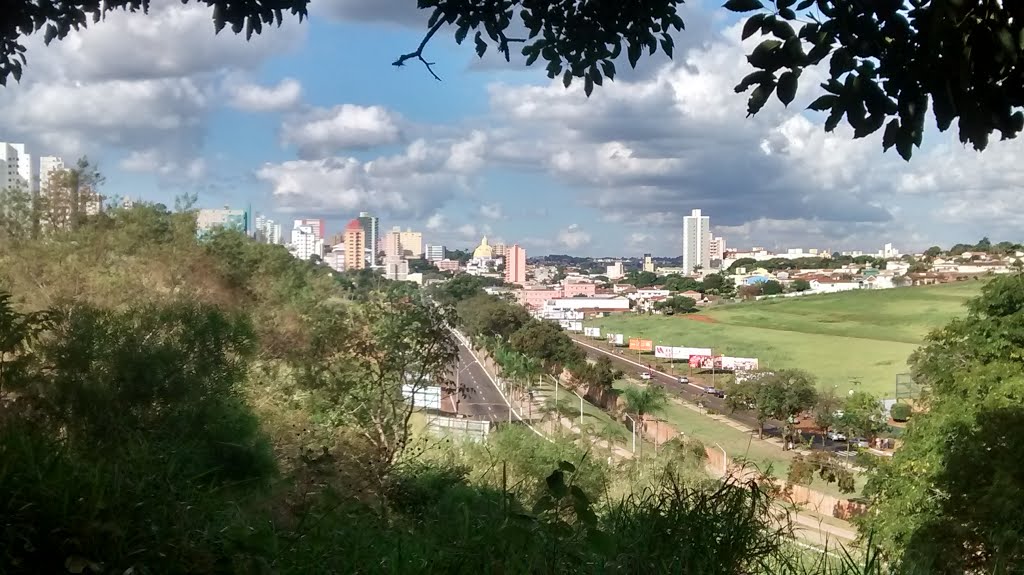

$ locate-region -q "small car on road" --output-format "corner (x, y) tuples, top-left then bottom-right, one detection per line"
(827, 430), (848, 442)
(703, 386), (724, 398)
(640, 372), (652, 380)
(678, 376), (689, 384)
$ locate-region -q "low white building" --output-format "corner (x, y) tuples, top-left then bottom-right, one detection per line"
(542, 297), (630, 313)
(809, 279), (862, 293)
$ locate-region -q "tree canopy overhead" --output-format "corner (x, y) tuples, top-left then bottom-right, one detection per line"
(3, 0), (1020, 160)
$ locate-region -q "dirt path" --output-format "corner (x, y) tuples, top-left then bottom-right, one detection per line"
(684, 314), (718, 323)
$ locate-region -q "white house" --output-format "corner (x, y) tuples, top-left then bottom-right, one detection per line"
(809, 279), (862, 293)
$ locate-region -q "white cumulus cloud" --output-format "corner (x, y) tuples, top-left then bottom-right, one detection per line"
(227, 77), (302, 112)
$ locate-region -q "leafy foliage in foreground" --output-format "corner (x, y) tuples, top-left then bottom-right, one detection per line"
(731, 0), (1024, 159)
(0, 0), (308, 86)
(860, 273), (1024, 574)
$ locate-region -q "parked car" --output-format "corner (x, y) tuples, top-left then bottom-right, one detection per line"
(852, 437), (871, 448)
(678, 376), (689, 384)
(827, 430), (847, 441)
(640, 372), (652, 380)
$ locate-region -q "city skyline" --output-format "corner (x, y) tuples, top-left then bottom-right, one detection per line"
(0, 2), (1019, 256)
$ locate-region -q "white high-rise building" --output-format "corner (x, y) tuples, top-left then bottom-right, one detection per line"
(682, 209), (711, 275)
(254, 214), (284, 244)
(38, 155), (64, 194)
(290, 224), (323, 261)
(709, 236), (727, 262)
(425, 244), (446, 261)
(0, 142), (35, 193)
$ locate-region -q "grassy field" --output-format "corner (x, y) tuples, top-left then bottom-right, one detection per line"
(613, 377), (868, 498)
(590, 281), (984, 397)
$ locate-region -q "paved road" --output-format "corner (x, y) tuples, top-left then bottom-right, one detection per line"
(571, 336), (840, 451)
(447, 339), (513, 422)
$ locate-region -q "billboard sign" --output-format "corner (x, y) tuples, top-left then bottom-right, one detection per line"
(402, 384), (442, 410)
(688, 355), (720, 369)
(655, 345), (674, 359)
(675, 346), (712, 359)
(721, 357), (759, 371)
(607, 333), (625, 346)
(628, 338), (654, 352)
(583, 326), (601, 337)
(559, 319), (582, 331)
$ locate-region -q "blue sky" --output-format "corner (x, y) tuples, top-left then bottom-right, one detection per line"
(0, 0), (1020, 256)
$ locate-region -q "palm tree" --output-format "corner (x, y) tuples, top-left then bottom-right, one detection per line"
(622, 384), (668, 457)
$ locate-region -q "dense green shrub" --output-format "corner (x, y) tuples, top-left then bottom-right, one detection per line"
(890, 403), (912, 422)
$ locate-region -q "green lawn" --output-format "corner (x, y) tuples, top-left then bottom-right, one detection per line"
(590, 282), (983, 397)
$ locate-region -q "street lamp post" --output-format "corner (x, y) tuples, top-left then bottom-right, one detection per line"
(714, 442), (727, 477)
(624, 413), (637, 454)
(571, 389), (585, 422)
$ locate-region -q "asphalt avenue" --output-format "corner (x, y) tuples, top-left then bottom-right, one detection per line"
(448, 339), (513, 422)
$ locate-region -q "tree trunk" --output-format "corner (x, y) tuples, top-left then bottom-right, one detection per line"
(758, 421), (764, 440)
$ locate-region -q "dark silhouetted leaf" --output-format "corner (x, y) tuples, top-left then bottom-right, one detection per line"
(747, 83), (774, 116)
(735, 70), (774, 93)
(723, 0), (764, 12)
(777, 71), (798, 106)
(475, 32), (487, 57)
(882, 119), (900, 150)
(807, 94), (837, 111)
(742, 14), (766, 40)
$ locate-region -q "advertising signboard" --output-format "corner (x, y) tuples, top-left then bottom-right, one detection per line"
(654, 345), (674, 359)
(720, 357), (759, 371)
(567, 321), (583, 332)
(628, 338), (654, 352)
(607, 333), (625, 346)
(583, 326), (601, 337)
(674, 346), (713, 359)
(688, 355), (719, 369)
(402, 385), (442, 410)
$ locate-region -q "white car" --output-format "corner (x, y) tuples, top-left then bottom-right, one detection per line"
(640, 372), (652, 380)
(827, 430), (847, 442)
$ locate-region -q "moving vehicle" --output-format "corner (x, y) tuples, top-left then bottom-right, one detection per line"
(703, 386), (724, 398)
(827, 430), (847, 441)
(678, 376), (689, 384)
(640, 372), (652, 380)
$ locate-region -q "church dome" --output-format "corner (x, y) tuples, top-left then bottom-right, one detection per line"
(472, 235), (493, 259)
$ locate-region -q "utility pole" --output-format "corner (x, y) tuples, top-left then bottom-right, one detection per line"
(624, 413), (637, 454)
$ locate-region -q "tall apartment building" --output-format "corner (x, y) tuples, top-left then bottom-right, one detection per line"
(0, 142), (34, 192)
(38, 155), (64, 193)
(643, 253), (655, 273)
(491, 243), (508, 258)
(682, 209), (711, 275)
(399, 228), (423, 258)
(425, 244), (446, 261)
(357, 212), (380, 266)
(196, 208), (248, 238)
(505, 244), (527, 285)
(383, 226), (402, 257)
(290, 224), (323, 261)
(709, 236), (727, 261)
(294, 218), (325, 241)
(254, 214), (283, 244)
(343, 219), (366, 271)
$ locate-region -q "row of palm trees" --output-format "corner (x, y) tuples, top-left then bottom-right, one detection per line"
(476, 333), (672, 457)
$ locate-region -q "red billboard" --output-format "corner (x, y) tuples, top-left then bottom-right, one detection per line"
(628, 338), (654, 352)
